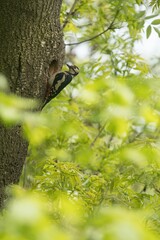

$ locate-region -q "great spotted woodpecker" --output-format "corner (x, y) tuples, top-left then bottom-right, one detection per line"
(41, 64), (79, 109)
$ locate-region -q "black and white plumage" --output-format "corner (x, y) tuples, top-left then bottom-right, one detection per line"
(41, 64), (79, 109)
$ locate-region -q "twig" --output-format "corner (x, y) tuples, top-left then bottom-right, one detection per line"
(90, 121), (107, 147)
(127, 124), (147, 144)
(65, 10), (119, 46)
(62, 0), (80, 29)
(107, 134), (114, 149)
(154, 186), (160, 194)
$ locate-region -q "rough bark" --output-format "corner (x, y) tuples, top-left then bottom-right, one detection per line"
(0, 0), (65, 207)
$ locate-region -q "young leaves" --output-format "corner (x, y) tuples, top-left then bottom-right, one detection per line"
(146, 25), (152, 38)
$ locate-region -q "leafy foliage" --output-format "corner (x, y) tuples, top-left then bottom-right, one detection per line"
(150, 0), (160, 11)
(17, 72), (160, 239)
(62, 0), (147, 75)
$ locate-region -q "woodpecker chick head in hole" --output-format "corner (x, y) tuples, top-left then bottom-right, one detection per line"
(66, 64), (79, 76)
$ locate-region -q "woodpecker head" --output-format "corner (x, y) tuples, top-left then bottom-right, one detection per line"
(66, 64), (79, 76)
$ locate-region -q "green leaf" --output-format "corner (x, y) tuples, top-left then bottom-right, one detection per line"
(145, 14), (158, 20)
(146, 25), (152, 39)
(138, 10), (146, 18)
(136, 0), (142, 4)
(151, 19), (160, 25)
(153, 27), (160, 37)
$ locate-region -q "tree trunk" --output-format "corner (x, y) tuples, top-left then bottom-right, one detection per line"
(0, 0), (65, 207)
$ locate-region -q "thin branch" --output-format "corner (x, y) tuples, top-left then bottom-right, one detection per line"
(77, 23), (92, 28)
(65, 10), (120, 46)
(90, 121), (107, 147)
(62, 0), (79, 29)
(127, 124), (147, 144)
(107, 134), (114, 149)
(154, 185), (160, 194)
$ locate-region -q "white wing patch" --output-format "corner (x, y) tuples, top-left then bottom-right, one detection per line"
(55, 74), (66, 91)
